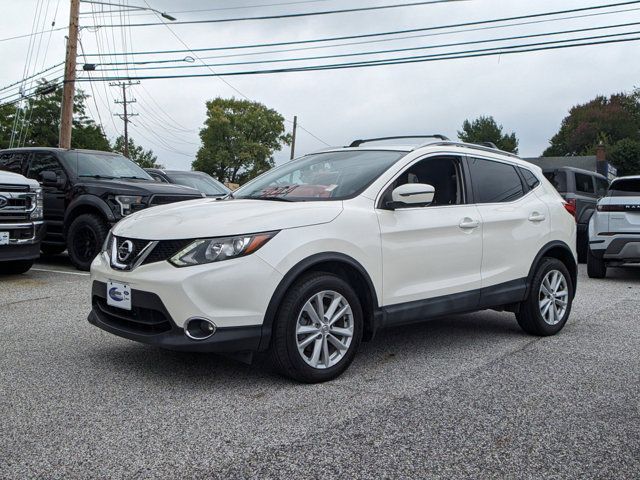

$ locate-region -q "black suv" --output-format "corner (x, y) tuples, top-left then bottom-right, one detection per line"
(542, 166), (609, 262)
(0, 148), (203, 270)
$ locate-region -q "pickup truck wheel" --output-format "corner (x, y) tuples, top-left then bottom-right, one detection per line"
(516, 258), (573, 336)
(587, 248), (607, 279)
(41, 244), (66, 256)
(269, 272), (363, 383)
(1, 260), (34, 275)
(67, 213), (109, 271)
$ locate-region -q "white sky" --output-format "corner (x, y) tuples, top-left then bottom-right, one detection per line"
(1, 0), (639, 170)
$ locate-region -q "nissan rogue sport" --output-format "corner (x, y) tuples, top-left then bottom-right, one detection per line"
(88, 136), (578, 383)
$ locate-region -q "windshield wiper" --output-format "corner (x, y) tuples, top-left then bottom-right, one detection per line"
(119, 175), (148, 180)
(78, 174), (116, 179)
(245, 195), (293, 202)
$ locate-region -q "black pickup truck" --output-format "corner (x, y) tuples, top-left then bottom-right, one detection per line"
(0, 148), (203, 270)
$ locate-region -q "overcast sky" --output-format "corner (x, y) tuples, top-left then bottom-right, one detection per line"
(1, 0), (639, 170)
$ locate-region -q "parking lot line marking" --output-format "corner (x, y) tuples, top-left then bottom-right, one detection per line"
(31, 267), (90, 276)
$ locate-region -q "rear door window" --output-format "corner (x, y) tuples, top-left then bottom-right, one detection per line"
(468, 157), (524, 203)
(543, 170), (567, 192)
(0, 152), (28, 174)
(608, 178), (640, 196)
(575, 173), (595, 195)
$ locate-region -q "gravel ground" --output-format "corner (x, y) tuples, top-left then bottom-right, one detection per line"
(1, 257), (639, 479)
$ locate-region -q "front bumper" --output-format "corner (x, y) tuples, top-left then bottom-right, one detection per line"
(0, 221), (45, 261)
(590, 236), (640, 263)
(89, 281), (261, 352)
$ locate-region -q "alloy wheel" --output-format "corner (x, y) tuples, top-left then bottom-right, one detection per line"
(538, 269), (569, 325)
(295, 290), (354, 369)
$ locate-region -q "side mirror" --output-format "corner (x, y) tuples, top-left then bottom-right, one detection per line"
(40, 170), (64, 188)
(388, 183), (435, 209)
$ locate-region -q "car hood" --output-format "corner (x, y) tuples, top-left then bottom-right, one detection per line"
(76, 178), (201, 196)
(0, 170), (39, 188)
(112, 198), (343, 239)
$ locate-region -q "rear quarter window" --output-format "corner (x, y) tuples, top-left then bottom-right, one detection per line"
(543, 170), (567, 192)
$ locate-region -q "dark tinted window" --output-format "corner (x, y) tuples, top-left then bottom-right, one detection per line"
(595, 177), (609, 197)
(27, 152), (64, 180)
(608, 178), (640, 196)
(520, 168), (540, 190)
(469, 158), (524, 203)
(575, 173), (595, 194)
(543, 170), (567, 192)
(0, 152), (28, 173)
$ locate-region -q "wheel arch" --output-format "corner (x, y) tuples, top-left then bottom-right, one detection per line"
(63, 196), (115, 237)
(526, 241), (578, 299)
(258, 252), (380, 351)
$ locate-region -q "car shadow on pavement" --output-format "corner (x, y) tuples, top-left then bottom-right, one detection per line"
(87, 310), (526, 387)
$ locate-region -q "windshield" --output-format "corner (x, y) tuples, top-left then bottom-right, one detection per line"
(608, 178), (640, 196)
(234, 150), (406, 201)
(170, 172), (228, 196)
(63, 152), (153, 180)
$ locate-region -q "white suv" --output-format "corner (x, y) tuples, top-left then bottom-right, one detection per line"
(587, 176), (640, 278)
(89, 136), (577, 382)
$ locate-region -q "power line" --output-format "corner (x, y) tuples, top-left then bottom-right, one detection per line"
(0, 62), (64, 94)
(85, 0), (469, 28)
(72, 34), (640, 82)
(85, 21), (640, 71)
(78, 2), (640, 58)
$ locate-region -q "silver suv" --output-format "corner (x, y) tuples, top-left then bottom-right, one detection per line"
(588, 176), (640, 278)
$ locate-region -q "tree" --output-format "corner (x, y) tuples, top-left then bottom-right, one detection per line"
(0, 80), (110, 151)
(608, 138), (640, 176)
(543, 92), (640, 156)
(193, 97), (290, 184)
(457, 116), (519, 153)
(112, 135), (159, 168)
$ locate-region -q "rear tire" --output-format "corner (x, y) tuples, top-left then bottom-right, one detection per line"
(67, 213), (109, 271)
(269, 272), (363, 383)
(587, 248), (607, 279)
(40, 244), (66, 256)
(516, 257), (573, 336)
(1, 259), (34, 275)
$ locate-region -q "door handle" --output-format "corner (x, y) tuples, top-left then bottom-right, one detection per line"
(459, 218), (480, 229)
(528, 212), (546, 222)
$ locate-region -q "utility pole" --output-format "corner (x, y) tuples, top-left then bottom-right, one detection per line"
(111, 81), (139, 158)
(290, 115), (297, 160)
(59, 0), (80, 149)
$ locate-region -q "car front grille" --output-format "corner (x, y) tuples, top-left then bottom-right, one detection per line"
(149, 194), (201, 206)
(143, 239), (192, 265)
(110, 235), (193, 269)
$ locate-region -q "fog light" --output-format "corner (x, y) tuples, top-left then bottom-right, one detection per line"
(184, 317), (216, 340)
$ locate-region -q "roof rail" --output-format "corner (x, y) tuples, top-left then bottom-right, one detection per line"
(349, 135), (449, 147)
(416, 141), (520, 159)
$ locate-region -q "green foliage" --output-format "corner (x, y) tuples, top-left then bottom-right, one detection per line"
(457, 116), (519, 153)
(0, 80), (111, 151)
(112, 135), (159, 168)
(193, 97), (291, 184)
(608, 138), (640, 176)
(543, 91), (640, 156)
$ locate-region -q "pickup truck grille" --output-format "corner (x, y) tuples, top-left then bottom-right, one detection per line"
(149, 194), (201, 206)
(0, 186), (35, 220)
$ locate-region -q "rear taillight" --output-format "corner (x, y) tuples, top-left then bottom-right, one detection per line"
(563, 198), (577, 220)
(597, 204), (626, 212)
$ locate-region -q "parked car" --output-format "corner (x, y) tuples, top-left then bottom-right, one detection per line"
(0, 170), (44, 274)
(0, 148), (203, 271)
(542, 167), (609, 262)
(88, 136), (577, 383)
(145, 168), (230, 197)
(587, 175), (640, 278)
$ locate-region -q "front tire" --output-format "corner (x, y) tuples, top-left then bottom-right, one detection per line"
(587, 248), (607, 279)
(67, 213), (109, 271)
(516, 258), (573, 336)
(269, 272), (363, 383)
(0, 259), (34, 275)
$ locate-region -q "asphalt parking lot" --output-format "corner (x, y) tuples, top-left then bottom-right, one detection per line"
(1, 256), (639, 479)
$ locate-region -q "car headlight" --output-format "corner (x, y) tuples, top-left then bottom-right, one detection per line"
(169, 231), (278, 267)
(115, 195), (145, 216)
(30, 187), (43, 220)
